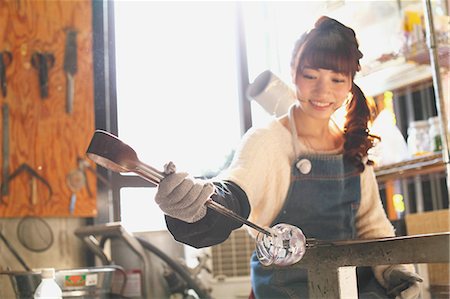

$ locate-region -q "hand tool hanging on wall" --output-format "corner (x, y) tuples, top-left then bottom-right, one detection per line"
(63, 28), (77, 114)
(17, 216), (54, 252)
(78, 156), (111, 193)
(31, 52), (55, 99)
(66, 156), (109, 214)
(0, 163), (53, 206)
(15, 0), (23, 10)
(0, 51), (12, 97)
(1, 104), (10, 201)
(66, 164), (85, 214)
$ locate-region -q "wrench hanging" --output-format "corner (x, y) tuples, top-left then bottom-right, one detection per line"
(1, 104), (9, 199)
(0, 51), (12, 97)
(63, 28), (78, 114)
(31, 52), (55, 99)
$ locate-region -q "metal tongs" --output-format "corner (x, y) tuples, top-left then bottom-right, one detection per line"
(86, 130), (272, 236)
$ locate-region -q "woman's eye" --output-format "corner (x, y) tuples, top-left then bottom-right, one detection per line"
(332, 78), (346, 83)
(302, 74), (315, 79)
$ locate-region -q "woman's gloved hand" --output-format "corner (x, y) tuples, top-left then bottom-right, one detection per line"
(383, 265), (423, 299)
(155, 169), (215, 223)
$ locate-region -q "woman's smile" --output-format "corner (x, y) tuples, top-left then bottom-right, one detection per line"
(309, 100), (334, 109)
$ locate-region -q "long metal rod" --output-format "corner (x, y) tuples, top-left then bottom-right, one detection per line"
(205, 199), (272, 236)
(422, 0), (450, 202)
(0, 231), (31, 271)
(134, 163), (272, 236)
(2, 104), (9, 196)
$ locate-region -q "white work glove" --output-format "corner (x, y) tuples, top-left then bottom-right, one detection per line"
(154, 163), (215, 223)
(383, 265), (423, 299)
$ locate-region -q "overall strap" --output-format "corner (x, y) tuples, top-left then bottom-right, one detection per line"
(288, 104), (301, 157)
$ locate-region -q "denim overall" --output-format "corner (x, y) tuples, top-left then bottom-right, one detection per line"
(250, 106), (387, 298)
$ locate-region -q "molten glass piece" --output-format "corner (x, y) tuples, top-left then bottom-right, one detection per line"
(256, 223), (307, 266)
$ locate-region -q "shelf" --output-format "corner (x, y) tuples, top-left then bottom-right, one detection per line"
(403, 41), (450, 69)
(375, 153), (446, 182)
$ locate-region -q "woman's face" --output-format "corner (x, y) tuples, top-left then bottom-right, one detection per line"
(295, 67), (352, 120)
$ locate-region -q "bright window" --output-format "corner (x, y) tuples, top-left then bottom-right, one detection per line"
(114, 2), (242, 232)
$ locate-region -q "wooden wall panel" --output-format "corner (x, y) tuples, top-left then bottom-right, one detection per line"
(0, 0), (97, 217)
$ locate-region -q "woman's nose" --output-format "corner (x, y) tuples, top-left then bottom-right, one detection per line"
(315, 79), (332, 95)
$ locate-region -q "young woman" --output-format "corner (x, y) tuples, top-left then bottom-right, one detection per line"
(154, 16), (422, 299)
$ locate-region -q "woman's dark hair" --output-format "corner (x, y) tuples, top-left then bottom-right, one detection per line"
(291, 16), (378, 172)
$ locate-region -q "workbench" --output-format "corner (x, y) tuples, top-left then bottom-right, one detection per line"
(287, 233), (450, 298)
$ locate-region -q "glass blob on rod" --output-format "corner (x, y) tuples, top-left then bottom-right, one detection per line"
(86, 130), (307, 266)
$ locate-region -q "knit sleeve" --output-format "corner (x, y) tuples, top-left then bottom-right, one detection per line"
(356, 164), (400, 287)
(355, 164), (395, 239)
(222, 128), (275, 207)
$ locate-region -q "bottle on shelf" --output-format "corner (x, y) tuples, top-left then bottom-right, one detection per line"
(34, 268), (62, 299)
(428, 116), (443, 153)
(407, 120), (432, 156)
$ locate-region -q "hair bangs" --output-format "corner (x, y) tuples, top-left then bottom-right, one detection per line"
(298, 39), (359, 77)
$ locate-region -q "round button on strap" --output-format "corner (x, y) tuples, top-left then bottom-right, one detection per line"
(296, 159), (312, 174)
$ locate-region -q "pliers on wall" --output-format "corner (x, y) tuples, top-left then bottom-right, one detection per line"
(0, 163), (53, 206)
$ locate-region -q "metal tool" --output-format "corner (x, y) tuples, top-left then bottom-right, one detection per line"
(66, 168), (85, 214)
(1, 104), (9, 198)
(0, 51), (12, 97)
(66, 157), (109, 214)
(0, 163), (53, 205)
(76, 156), (111, 196)
(0, 230), (31, 271)
(63, 29), (77, 114)
(86, 130), (273, 236)
(31, 52), (55, 99)
(0, 109), (52, 204)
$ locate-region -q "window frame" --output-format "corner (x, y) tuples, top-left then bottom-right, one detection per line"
(92, 1), (252, 224)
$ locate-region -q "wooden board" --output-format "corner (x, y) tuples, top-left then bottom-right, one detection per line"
(405, 209), (450, 286)
(0, 0), (97, 217)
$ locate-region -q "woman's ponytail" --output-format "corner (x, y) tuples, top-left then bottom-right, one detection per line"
(343, 83), (379, 172)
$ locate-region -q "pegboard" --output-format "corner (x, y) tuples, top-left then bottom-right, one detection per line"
(0, 0), (97, 217)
